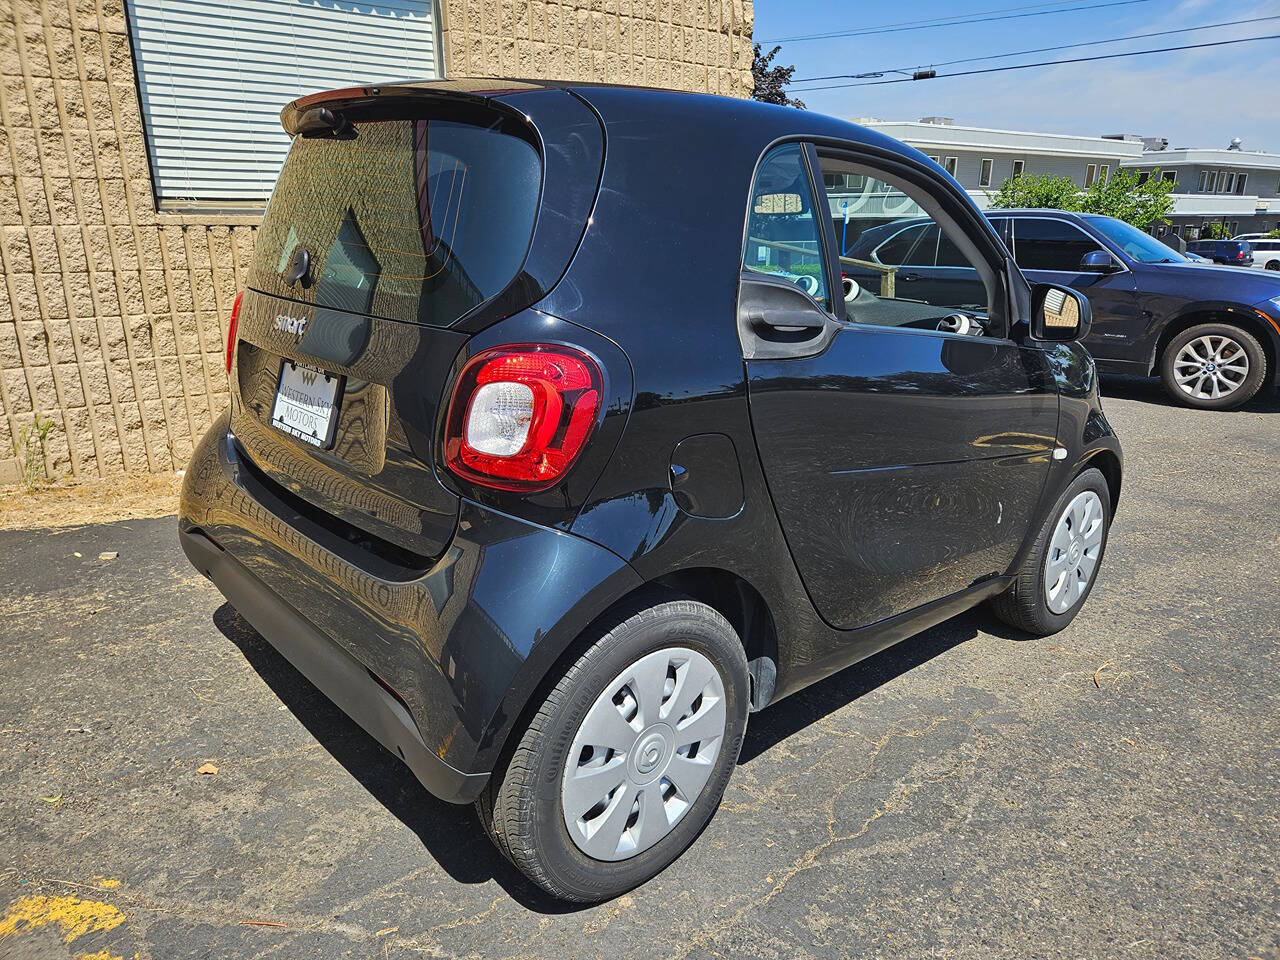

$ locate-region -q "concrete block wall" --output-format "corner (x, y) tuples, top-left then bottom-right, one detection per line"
(0, 0), (753, 485)
(438, 0), (755, 98)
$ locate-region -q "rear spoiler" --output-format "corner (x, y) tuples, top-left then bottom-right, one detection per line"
(279, 80), (552, 136)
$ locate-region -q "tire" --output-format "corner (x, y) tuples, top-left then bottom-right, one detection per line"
(991, 467), (1111, 637)
(476, 596), (749, 902)
(1159, 322), (1267, 410)
(1266, 261), (1279, 271)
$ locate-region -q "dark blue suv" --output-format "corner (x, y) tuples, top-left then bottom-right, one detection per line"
(1185, 238), (1255, 267)
(845, 210), (1280, 409)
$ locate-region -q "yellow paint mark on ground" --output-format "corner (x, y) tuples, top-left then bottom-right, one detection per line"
(92, 877), (121, 889)
(0, 894), (125, 944)
(76, 950), (128, 960)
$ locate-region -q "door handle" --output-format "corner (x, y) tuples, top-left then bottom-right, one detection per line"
(898, 272), (922, 282)
(750, 312), (826, 336)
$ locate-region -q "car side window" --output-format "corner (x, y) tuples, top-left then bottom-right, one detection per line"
(743, 144), (830, 309)
(1011, 218), (1108, 272)
(818, 153), (996, 329)
(875, 223), (935, 266)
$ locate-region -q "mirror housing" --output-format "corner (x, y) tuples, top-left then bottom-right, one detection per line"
(1080, 250), (1116, 273)
(1029, 283), (1091, 343)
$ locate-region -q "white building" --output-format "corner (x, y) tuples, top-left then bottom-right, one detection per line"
(856, 117), (1142, 210)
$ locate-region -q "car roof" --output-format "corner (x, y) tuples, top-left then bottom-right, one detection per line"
(987, 209), (1090, 220)
(283, 78), (936, 168)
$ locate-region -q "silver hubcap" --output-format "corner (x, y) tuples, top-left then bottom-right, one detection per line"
(561, 647), (727, 861)
(1173, 335), (1249, 400)
(1044, 490), (1105, 614)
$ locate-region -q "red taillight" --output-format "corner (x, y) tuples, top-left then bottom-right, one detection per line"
(1238, 251), (1247, 259)
(225, 291), (243, 374)
(443, 344), (602, 491)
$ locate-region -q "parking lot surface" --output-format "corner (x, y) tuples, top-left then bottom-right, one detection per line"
(1, 376), (1277, 960)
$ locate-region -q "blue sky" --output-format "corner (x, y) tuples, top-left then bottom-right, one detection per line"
(753, 0), (1280, 150)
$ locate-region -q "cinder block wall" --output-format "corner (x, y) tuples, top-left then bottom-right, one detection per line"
(0, 0), (754, 485)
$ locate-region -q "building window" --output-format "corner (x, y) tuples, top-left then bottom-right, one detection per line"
(1209, 170), (1220, 192)
(1170, 224), (1180, 237)
(1012, 159), (1025, 178)
(979, 158), (994, 188)
(1099, 164), (1109, 184)
(1236, 174), (1248, 195)
(1223, 172), (1237, 194)
(944, 157), (958, 177)
(1197, 171), (1209, 192)
(1085, 164), (1097, 187)
(125, 0), (443, 207)
(927, 155), (940, 165)
(1162, 170), (1177, 184)
(1137, 172), (1150, 186)
(1229, 221), (1239, 236)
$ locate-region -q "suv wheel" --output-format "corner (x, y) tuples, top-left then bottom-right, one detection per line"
(991, 467), (1111, 636)
(477, 597), (749, 902)
(1160, 323), (1266, 410)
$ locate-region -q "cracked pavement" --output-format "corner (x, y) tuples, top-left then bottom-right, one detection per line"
(1, 375), (1277, 959)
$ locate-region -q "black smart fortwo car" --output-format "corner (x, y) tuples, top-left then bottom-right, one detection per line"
(180, 80), (1122, 902)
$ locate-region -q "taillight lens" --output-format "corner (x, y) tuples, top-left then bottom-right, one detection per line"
(444, 344), (602, 491)
(225, 291), (243, 374)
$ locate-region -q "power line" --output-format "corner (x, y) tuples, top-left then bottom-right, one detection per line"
(793, 33), (1280, 92)
(761, 0), (1156, 45)
(790, 14), (1280, 85)
(760, 0), (1101, 43)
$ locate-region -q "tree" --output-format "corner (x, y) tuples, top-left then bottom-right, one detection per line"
(986, 168), (1174, 230)
(985, 174), (1080, 211)
(752, 44), (805, 108)
(1266, 227), (1280, 239)
(1202, 222), (1231, 239)
(1077, 168), (1174, 230)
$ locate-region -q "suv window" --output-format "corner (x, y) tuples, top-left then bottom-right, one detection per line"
(743, 144), (830, 308)
(875, 223), (937, 266)
(1010, 217), (1108, 272)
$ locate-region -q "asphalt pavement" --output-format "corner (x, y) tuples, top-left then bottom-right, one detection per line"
(1, 375), (1277, 960)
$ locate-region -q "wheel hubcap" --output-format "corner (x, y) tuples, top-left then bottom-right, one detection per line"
(561, 647), (727, 861)
(1044, 490), (1104, 615)
(1173, 335), (1249, 400)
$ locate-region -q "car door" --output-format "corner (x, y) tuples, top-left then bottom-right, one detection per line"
(741, 142), (1059, 630)
(1007, 216), (1139, 362)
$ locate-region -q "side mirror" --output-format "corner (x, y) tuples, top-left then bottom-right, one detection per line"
(1079, 250), (1115, 273)
(1030, 283), (1092, 343)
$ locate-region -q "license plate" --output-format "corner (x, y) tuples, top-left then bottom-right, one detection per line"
(271, 360), (341, 448)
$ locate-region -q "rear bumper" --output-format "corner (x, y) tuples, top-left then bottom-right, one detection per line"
(180, 411), (642, 803)
(180, 523), (485, 802)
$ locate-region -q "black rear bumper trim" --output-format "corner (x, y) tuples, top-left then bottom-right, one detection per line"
(180, 522), (488, 804)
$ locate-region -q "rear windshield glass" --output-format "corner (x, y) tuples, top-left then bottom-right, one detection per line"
(250, 113), (541, 326)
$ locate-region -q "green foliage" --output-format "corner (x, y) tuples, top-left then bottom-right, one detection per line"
(1202, 222), (1231, 240)
(12, 413), (54, 491)
(986, 168), (1175, 230)
(985, 174), (1081, 211)
(1078, 169), (1174, 230)
(1266, 228), (1280, 239)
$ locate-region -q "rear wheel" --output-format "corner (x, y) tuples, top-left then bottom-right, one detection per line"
(1266, 261), (1279, 270)
(477, 597), (749, 902)
(1159, 323), (1266, 410)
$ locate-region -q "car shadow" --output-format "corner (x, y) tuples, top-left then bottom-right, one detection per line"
(212, 602), (579, 914)
(214, 600), (1002, 909)
(738, 608), (990, 764)
(1100, 373), (1280, 412)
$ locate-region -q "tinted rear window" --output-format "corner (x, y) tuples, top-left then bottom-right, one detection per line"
(251, 112), (541, 327)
